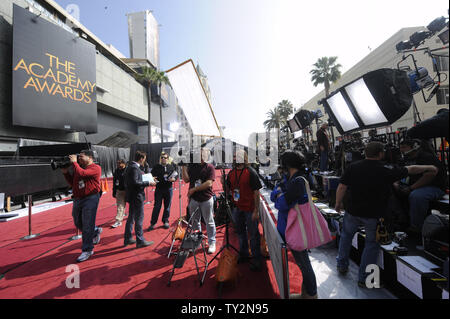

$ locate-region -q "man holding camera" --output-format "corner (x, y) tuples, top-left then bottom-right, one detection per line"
(62, 150), (102, 263)
(124, 151), (156, 248)
(182, 148), (217, 254)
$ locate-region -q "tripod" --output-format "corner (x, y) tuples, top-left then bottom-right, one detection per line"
(167, 207), (208, 287)
(207, 167), (239, 265)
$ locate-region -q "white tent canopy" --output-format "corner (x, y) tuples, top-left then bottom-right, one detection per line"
(166, 60), (221, 137)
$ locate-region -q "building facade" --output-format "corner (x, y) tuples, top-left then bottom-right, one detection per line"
(0, 0), (193, 154)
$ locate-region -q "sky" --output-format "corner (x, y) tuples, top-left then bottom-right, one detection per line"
(54, 0), (449, 145)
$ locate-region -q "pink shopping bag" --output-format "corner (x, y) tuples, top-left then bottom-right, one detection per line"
(285, 176), (332, 251)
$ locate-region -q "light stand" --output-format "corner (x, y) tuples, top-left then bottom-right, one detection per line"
(167, 164), (186, 258)
(207, 167), (239, 266)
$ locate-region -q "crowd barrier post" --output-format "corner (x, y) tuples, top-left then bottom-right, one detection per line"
(21, 195), (40, 240)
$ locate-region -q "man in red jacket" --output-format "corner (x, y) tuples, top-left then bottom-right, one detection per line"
(62, 150), (102, 262)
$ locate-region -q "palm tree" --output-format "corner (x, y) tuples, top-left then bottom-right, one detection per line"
(135, 66), (157, 145)
(263, 100), (294, 149)
(151, 70), (171, 147)
(310, 56), (342, 97)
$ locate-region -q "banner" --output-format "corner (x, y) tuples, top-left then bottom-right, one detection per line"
(12, 4), (97, 133)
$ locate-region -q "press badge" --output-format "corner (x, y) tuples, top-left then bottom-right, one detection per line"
(78, 180), (85, 189)
(233, 189), (240, 201)
(195, 179), (202, 188)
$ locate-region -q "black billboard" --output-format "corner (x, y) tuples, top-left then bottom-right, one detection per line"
(12, 4), (97, 133)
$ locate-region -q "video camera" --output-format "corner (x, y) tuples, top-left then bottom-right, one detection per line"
(50, 154), (79, 170)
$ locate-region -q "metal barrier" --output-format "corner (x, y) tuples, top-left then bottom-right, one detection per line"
(258, 193), (290, 299)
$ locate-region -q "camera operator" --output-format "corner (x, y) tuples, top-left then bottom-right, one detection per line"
(148, 152), (178, 230)
(316, 123), (330, 171)
(222, 149), (263, 272)
(182, 148), (217, 254)
(334, 142), (438, 286)
(123, 151), (156, 248)
(397, 139), (447, 234)
(61, 150), (102, 263)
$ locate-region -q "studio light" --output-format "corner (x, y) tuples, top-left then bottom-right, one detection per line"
(438, 28), (449, 45)
(287, 117), (301, 133)
(326, 91), (359, 133)
(320, 69), (413, 135)
(410, 30), (432, 48)
(407, 67), (435, 94)
(396, 40), (413, 52)
(345, 78), (388, 126)
(294, 109), (314, 129)
(427, 16), (447, 33)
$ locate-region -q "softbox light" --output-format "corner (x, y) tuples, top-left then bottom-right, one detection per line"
(294, 109), (314, 129)
(321, 68), (413, 135)
(287, 118), (301, 133)
(326, 92), (360, 133)
(165, 59), (221, 137)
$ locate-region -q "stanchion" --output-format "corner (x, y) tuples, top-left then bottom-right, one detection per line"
(21, 195), (40, 240)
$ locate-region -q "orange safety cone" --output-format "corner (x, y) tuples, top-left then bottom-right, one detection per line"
(101, 180), (106, 193)
(104, 179), (109, 192)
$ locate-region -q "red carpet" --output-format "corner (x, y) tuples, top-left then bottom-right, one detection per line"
(0, 173), (296, 299)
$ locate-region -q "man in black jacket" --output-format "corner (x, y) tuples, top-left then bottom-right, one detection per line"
(148, 152), (178, 230)
(124, 151), (156, 248)
(111, 159), (127, 228)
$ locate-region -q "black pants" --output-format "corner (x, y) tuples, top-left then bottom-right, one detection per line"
(150, 188), (173, 225)
(124, 199), (145, 243)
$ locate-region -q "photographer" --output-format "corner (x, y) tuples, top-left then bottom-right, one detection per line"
(223, 149), (263, 272)
(62, 150), (102, 263)
(397, 139), (447, 234)
(334, 142), (438, 286)
(148, 152), (178, 230)
(182, 148), (217, 254)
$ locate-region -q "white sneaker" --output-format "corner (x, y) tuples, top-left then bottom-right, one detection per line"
(111, 221), (122, 228)
(76, 251), (93, 262)
(207, 242), (216, 254)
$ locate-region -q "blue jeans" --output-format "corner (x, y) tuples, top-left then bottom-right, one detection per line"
(320, 150), (328, 171)
(72, 193), (101, 252)
(409, 186), (445, 231)
(291, 249), (317, 296)
(336, 212), (379, 283)
(232, 208), (261, 260)
(151, 188), (173, 225)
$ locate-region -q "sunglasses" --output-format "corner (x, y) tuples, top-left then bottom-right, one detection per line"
(161, 156), (168, 159)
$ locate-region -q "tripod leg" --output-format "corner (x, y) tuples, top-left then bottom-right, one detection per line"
(168, 238), (176, 258)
